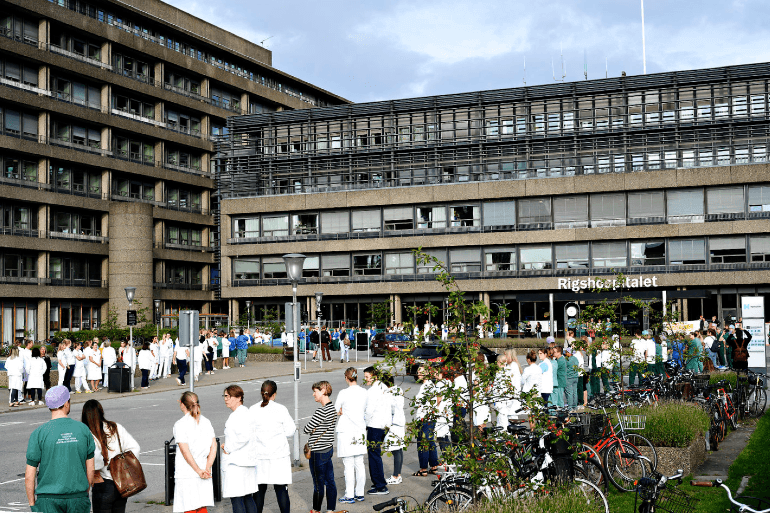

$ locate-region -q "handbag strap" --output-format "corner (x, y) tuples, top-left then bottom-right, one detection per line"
(108, 426), (124, 467)
(308, 421), (333, 452)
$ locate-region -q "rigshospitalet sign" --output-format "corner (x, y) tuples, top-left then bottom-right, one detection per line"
(558, 276), (659, 292)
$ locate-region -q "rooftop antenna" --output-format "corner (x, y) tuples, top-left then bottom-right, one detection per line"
(553, 43), (566, 82)
(605, 57), (608, 78)
(523, 56), (527, 86)
(260, 35), (274, 47)
(641, 0), (647, 74)
(584, 50), (588, 80)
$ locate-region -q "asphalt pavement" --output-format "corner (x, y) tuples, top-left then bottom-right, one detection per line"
(0, 350), (437, 513)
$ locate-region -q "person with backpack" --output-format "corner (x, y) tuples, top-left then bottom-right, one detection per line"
(728, 323), (752, 371)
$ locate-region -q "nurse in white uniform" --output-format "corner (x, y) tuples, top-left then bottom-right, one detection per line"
(250, 379), (294, 513)
(221, 385), (258, 513)
(173, 391), (216, 513)
(335, 367), (368, 502)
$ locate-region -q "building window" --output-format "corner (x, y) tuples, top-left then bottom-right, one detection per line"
(449, 248), (481, 272)
(166, 226), (202, 246)
(233, 257), (260, 280)
(320, 211), (349, 234)
(112, 178), (154, 201)
(517, 199), (551, 227)
(352, 253), (383, 276)
(262, 215), (289, 237)
(112, 94), (154, 118)
(291, 214), (318, 235)
(113, 135), (153, 163)
(748, 185), (770, 212)
(416, 206), (447, 229)
(50, 164), (100, 195)
(2, 155), (37, 182)
(385, 252), (414, 275)
(166, 188), (201, 212)
(384, 207), (413, 231)
(449, 205), (480, 227)
(709, 237), (747, 264)
(555, 243), (589, 269)
(706, 187), (745, 216)
(1, 107), (37, 139)
(483, 200), (516, 228)
(416, 249), (446, 274)
(165, 110), (201, 136)
(628, 191), (664, 222)
(553, 196), (588, 228)
(302, 256), (320, 277)
(519, 245), (552, 270)
(485, 247), (516, 272)
(750, 235), (770, 262)
(351, 209), (380, 232)
(631, 241), (665, 266)
(667, 189), (704, 223)
(669, 239), (706, 265)
(52, 211), (100, 236)
(592, 242), (627, 268)
(233, 217), (259, 238)
(590, 193), (626, 226)
(321, 254), (350, 277)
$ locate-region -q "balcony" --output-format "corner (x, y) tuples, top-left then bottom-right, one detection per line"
(0, 77), (51, 97)
(110, 192), (165, 207)
(161, 161), (212, 178)
(45, 43), (112, 70)
(0, 227), (39, 238)
(43, 136), (113, 157)
(49, 278), (107, 287)
(154, 282), (210, 290)
(0, 276), (48, 285)
(0, 174), (48, 191)
(48, 231), (108, 243)
(163, 83), (211, 105)
(111, 108), (165, 128)
(156, 241), (215, 252)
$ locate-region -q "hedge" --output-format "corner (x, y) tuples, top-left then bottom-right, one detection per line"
(626, 401), (710, 448)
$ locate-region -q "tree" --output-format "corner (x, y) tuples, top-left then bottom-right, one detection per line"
(367, 299), (393, 330)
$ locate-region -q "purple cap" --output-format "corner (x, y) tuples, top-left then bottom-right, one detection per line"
(546, 336), (555, 343)
(45, 385), (70, 409)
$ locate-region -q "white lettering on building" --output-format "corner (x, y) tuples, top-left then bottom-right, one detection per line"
(557, 276), (659, 292)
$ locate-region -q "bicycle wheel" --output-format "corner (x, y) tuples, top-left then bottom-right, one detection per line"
(748, 388), (767, 418)
(573, 477), (610, 513)
(603, 439), (645, 493)
(623, 433), (658, 473)
(424, 486), (474, 512)
(574, 453), (608, 492)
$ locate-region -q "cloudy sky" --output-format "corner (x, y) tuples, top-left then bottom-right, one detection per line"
(166, 0), (770, 103)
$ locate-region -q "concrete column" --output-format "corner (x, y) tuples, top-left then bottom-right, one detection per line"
(37, 299), (49, 342)
(154, 261), (163, 283)
(109, 202), (154, 327)
(155, 100), (164, 124)
(310, 296), (317, 321)
(38, 65), (50, 92)
(393, 294), (402, 324)
(37, 158), (49, 185)
(37, 252), (47, 284)
(101, 256), (109, 285)
(154, 62), (164, 86)
(202, 189), (210, 213)
(101, 169), (110, 199)
(38, 19), (50, 47)
(100, 41), (111, 67)
(155, 181), (164, 206)
(101, 213), (109, 240)
(241, 93), (249, 114)
(101, 84), (111, 114)
(38, 205), (48, 239)
(101, 127), (111, 151)
(201, 116), (210, 140)
(37, 112), (49, 143)
(154, 220), (164, 247)
(201, 78), (210, 98)
(221, 255), (231, 288)
(155, 141), (164, 168)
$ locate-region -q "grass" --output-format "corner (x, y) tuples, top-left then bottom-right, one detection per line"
(626, 401), (710, 448)
(246, 345), (283, 354)
(709, 370), (737, 389)
(467, 487), (605, 513)
(606, 411), (770, 512)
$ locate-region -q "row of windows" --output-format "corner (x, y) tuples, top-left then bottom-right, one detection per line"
(0, 14), (38, 46)
(1, 302), (38, 343)
(0, 57), (38, 87)
(51, 211), (101, 236)
(2, 203), (36, 235)
(166, 226), (203, 246)
(0, 105), (38, 140)
(0, 253), (36, 279)
(230, 235), (770, 281)
(49, 255), (102, 284)
(45, 0), (325, 106)
(230, 184), (770, 240)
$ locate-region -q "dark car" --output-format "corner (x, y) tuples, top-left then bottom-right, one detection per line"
(405, 342), (499, 379)
(370, 332), (413, 357)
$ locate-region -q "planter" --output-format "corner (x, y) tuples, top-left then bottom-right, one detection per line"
(653, 433), (706, 477)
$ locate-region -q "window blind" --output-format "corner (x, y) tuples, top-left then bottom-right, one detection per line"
(628, 191), (664, 218)
(553, 196), (588, 222)
(707, 187), (744, 214)
(483, 200), (516, 226)
(667, 189), (704, 216)
(320, 211), (349, 234)
(590, 193), (626, 219)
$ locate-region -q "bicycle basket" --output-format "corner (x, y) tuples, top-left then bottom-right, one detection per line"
(618, 414), (646, 431)
(572, 413), (607, 440)
(654, 485), (699, 513)
(693, 374), (711, 390)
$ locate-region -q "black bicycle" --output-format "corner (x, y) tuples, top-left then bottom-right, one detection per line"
(623, 452), (697, 513)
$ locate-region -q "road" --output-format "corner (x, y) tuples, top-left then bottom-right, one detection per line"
(0, 363), (436, 513)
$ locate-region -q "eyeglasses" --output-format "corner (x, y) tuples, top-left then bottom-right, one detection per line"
(222, 394), (230, 399)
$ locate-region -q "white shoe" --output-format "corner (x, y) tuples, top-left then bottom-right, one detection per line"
(386, 475), (402, 485)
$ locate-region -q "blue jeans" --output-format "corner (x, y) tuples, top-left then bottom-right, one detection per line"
(177, 359), (187, 384)
(366, 427), (387, 490)
(230, 495), (257, 513)
(417, 420), (439, 470)
(254, 484), (289, 513)
(707, 349), (720, 368)
(310, 448), (336, 511)
(92, 480), (127, 513)
(141, 369), (149, 388)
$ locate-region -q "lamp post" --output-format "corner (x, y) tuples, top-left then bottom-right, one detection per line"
(315, 292), (323, 368)
(125, 287), (136, 349)
(154, 299), (161, 342)
(283, 253), (305, 468)
(245, 300), (252, 332)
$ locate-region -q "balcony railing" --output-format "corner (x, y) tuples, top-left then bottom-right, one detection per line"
(0, 77), (51, 96)
(230, 260), (770, 287)
(163, 83), (211, 104)
(160, 161), (212, 178)
(154, 282), (210, 291)
(0, 227), (39, 238)
(49, 278), (107, 288)
(110, 193), (165, 207)
(43, 136), (113, 157)
(48, 231), (109, 243)
(45, 43), (112, 70)
(0, 174), (48, 190)
(156, 241), (215, 252)
(111, 108), (165, 128)
(0, 276), (48, 285)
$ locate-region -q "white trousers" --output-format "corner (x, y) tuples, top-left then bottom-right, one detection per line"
(342, 455), (365, 498)
(57, 368), (66, 386)
(102, 366), (109, 388)
(341, 346), (350, 362)
(74, 376), (89, 393)
(158, 356), (172, 377)
(496, 411), (509, 428)
(150, 360), (160, 379)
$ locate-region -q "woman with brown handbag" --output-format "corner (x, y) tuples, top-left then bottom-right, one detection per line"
(82, 399), (141, 513)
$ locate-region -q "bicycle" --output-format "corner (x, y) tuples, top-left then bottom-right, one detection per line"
(622, 452), (697, 513)
(742, 370), (767, 418)
(374, 497), (417, 513)
(692, 479), (770, 513)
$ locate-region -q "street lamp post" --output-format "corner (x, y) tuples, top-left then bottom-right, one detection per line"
(154, 299), (161, 342)
(315, 292), (323, 369)
(283, 253), (305, 468)
(245, 300), (252, 332)
(125, 287), (136, 390)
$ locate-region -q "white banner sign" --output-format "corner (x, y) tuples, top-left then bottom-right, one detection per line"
(741, 296), (766, 368)
(742, 296), (765, 319)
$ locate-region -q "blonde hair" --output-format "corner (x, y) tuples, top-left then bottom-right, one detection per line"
(505, 348), (523, 373)
(8, 347), (19, 360)
(180, 391), (201, 420)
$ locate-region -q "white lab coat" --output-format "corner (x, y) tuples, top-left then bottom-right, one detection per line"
(93, 423), (140, 481)
(222, 405), (258, 498)
(250, 400), (295, 484)
(173, 413), (215, 513)
(365, 381), (392, 429)
(383, 386), (406, 451)
(5, 357), (23, 391)
(336, 385), (368, 457)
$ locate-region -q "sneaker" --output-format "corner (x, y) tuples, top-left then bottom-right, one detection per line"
(367, 488), (389, 495)
(386, 476), (402, 485)
(176, 378), (182, 385)
(39, 401), (45, 406)
(338, 497), (355, 505)
(341, 359), (344, 363)
(354, 496), (365, 502)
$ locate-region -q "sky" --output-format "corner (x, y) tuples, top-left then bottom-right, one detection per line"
(165, 0), (770, 103)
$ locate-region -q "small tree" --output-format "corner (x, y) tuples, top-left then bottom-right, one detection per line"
(367, 299), (393, 330)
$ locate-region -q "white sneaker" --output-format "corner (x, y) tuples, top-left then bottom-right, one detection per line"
(386, 475), (402, 485)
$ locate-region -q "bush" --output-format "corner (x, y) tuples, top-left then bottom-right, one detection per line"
(627, 401), (710, 448)
(247, 345), (282, 354)
(709, 370), (737, 389)
(467, 487), (605, 513)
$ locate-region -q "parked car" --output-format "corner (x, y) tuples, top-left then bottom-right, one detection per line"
(370, 333), (413, 356)
(405, 342), (499, 379)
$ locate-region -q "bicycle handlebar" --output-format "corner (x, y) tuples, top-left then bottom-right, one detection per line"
(691, 479), (770, 513)
(373, 498), (397, 511)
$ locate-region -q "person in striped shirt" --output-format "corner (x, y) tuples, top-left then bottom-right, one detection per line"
(303, 381), (343, 513)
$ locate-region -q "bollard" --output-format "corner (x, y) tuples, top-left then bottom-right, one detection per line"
(164, 437), (222, 505)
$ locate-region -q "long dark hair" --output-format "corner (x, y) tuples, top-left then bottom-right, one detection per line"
(81, 399), (118, 466)
(261, 380), (277, 407)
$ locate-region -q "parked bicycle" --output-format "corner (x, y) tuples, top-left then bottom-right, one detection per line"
(622, 452), (698, 513)
(692, 479), (770, 513)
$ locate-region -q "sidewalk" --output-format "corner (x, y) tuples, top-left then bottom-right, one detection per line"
(691, 419), (757, 482)
(1, 350), (378, 414)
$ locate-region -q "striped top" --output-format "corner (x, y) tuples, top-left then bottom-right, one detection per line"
(303, 402), (337, 452)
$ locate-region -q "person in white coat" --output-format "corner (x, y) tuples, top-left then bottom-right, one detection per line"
(493, 354), (519, 428)
(521, 350), (543, 417)
(335, 368), (368, 503)
(537, 348), (554, 404)
(85, 340), (102, 392)
(120, 339), (137, 390)
(72, 342), (89, 394)
(413, 366), (440, 476)
(101, 342), (117, 389)
(6, 347), (24, 407)
(364, 366), (393, 494)
(19, 340), (33, 402)
(137, 342), (153, 389)
(26, 348), (47, 406)
(81, 399), (141, 513)
(56, 342), (67, 387)
(382, 373), (406, 485)
(221, 385), (258, 513)
(250, 380), (294, 513)
(173, 391), (217, 513)
(149, 337), (160, 380)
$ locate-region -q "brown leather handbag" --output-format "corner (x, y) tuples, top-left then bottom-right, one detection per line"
(109, 430), (147, 498)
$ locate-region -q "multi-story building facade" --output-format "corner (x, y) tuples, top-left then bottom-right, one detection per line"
(218, 62), (770, 333)
(0, 0), (347, 341)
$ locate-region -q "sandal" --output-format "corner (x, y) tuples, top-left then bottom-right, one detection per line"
(412, 469), (429, 476)
(428, 467), (440, 475)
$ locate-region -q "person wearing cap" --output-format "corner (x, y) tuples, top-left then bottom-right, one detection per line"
(25, 386), (96, 513)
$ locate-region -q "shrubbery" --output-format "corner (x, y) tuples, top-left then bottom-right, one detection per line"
(246, 344), (282, 354)
(467, 487), (604, 513)
(627, 401), (710, 447)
